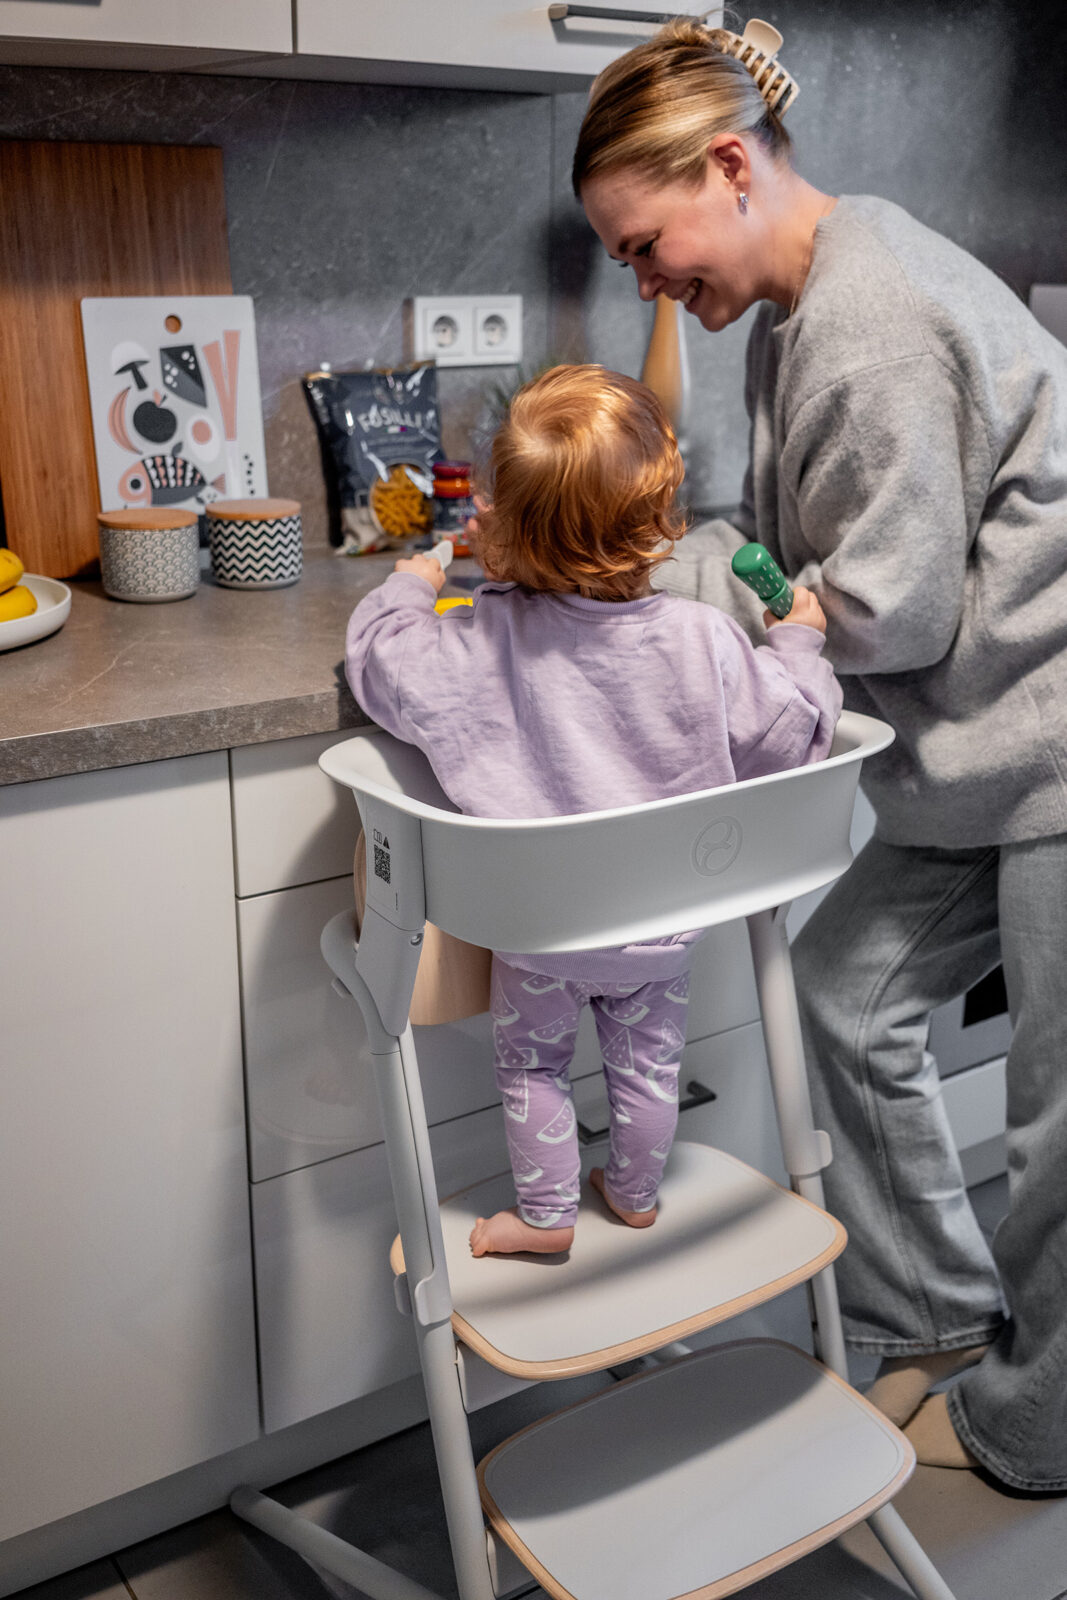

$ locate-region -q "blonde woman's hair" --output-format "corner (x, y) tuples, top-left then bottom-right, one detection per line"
(473, 365), (686, 603)
(572, 16), (792, 197)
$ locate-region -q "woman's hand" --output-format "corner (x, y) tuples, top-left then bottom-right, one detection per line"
(394, 552), (447, 594)
(766, 586), (826, 633)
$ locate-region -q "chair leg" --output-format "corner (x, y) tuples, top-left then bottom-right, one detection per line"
(230, 1485), (446, 1600)
(867, 1504), (959, 1600)
(417, 1319), (502, 1600)
(746, 908), (850, 1381)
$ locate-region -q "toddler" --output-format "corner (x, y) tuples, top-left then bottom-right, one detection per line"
(346, 365), (841, 1257)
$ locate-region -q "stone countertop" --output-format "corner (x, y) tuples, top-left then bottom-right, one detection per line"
(0, 544), (480, 786)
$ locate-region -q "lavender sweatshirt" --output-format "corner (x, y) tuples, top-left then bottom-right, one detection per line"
(346, 572), (841, 979)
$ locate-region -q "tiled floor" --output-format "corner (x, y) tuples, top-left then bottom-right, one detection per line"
(13, 1177), (1067, 1600)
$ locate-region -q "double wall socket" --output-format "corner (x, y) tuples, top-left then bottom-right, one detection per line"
(409, 295), (523, 368)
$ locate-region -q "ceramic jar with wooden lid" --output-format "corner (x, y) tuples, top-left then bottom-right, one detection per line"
(206, 498), (302, 589)
(97, 508), (200, 602)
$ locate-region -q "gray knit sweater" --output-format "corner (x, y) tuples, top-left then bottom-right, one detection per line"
(655, 195), (1067, 848)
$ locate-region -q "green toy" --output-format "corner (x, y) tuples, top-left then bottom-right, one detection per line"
(731, 543), (795, 619)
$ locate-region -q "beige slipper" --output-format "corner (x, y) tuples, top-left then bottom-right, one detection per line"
(904, 1391), (979, 1469)
(865, 1341), (991, 1427)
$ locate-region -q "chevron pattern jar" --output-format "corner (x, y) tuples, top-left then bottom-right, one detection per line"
(98, 509), (200, 603)
(207, 498), (303, 589)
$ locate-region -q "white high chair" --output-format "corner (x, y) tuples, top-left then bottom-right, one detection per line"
(232, 710), (959, 1600)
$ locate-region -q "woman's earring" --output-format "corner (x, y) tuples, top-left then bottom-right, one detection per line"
(738, 191), (749, 215)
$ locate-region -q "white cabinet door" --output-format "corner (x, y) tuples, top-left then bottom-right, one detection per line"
(0, 0), (291, 68)
(0, 755), (259, 1542)
(295, 0), (721, 90)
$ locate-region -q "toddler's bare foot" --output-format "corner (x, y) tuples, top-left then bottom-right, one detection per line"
(590, 1167), (657, 1228)
(469, 1208), (574, 1257)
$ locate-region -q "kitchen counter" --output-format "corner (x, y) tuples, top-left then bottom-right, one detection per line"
(1, 544), (478, 785)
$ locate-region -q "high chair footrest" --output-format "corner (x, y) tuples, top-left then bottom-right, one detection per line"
(400, 1142), (845, 1379)
(478, 1339), (914, 1600)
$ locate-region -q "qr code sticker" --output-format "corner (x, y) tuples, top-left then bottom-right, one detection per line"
(373, 844), (391, 883)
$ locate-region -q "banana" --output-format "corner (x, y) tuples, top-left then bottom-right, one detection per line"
(0, 548), (25, 595)
(0, 583), (37, 622)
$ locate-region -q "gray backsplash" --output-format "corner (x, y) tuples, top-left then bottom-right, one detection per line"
(1, 0), (1063, 542)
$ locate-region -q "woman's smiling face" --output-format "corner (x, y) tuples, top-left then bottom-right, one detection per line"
(581, 145), (767, 333)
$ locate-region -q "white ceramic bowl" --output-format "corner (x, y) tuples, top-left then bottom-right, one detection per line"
(0, 574), (72, 652)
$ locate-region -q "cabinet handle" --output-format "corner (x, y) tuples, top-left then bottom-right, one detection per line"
(576, 1079), (717, 1146)
(549, 4), (712, 23)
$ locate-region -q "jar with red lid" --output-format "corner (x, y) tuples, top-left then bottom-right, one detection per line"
(432, 461), (475, 556)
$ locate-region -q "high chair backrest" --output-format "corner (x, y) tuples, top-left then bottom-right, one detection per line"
(319, 710), (892, 962)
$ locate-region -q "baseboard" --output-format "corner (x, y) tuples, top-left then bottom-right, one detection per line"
(0, 1375), (429, 1598)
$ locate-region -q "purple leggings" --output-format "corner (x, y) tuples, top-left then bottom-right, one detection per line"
(491, 955), (691, 1228)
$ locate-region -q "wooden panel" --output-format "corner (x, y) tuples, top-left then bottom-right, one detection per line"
(0, 140), (232, 578)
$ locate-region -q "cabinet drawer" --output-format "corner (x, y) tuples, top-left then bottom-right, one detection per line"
(231, 730), (361, 897)
(684, 921), (760, 1041)
(240, 878), (620, 1182)
(0, 0), (291, 63)
(253, 1102), (513, 1432)
(296, 0), (720, 90)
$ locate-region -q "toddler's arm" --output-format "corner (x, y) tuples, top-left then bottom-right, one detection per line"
(393, 552), (447, 592)
(717, 606), (843, 780)
(344, 565), (444, 740)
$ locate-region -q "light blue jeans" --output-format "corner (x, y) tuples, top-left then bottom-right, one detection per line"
(792, 833), (1067, 1492)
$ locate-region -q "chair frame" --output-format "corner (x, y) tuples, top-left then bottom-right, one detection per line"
(231, 712), (958, 1600)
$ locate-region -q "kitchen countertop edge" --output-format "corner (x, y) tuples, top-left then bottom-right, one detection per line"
(0, 544), (437, 787)
(0, 691), (375, 787)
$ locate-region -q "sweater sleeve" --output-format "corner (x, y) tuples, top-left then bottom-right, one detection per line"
(716, 613), (844, 780)
(782, 354), (978, 675)
(652, 516), (767, 644)
(344, 571), (440, 739)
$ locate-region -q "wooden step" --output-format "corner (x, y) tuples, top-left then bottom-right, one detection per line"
(478, 1339), (914, 1600)
(391, 1142), (845, 1379)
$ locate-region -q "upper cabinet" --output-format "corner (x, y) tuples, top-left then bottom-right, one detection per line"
(288, 1), (724, 92)
(0, 1), (722, 90)
(0, 0), (293, 71)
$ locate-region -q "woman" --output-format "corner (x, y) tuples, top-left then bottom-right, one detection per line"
(573, 18), (1067, 1493)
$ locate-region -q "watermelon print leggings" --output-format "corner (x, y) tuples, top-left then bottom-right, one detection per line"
(491, 955), (692, 1229)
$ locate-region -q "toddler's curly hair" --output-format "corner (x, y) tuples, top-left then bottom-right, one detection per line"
(473, 364), (687, 602)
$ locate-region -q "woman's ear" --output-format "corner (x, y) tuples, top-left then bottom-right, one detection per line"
(706, 133), (751, 195)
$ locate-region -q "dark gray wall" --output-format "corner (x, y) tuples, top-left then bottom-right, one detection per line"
(1, 0), (1064, 538)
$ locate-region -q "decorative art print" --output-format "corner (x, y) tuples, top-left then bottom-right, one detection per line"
(80, 296), (268, 516)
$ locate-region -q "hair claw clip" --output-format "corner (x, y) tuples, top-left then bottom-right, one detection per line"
(721, 17), (800, 115)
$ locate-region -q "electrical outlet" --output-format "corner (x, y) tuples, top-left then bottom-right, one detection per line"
(411, 295), (523, 367)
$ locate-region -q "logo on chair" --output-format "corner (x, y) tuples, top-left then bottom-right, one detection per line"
(692, 817), (743, 876)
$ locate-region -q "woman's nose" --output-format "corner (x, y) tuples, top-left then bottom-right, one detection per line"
(634, 263), (666, 302)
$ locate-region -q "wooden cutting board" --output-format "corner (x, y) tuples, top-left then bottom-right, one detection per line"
(0, 140), (232, 579)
